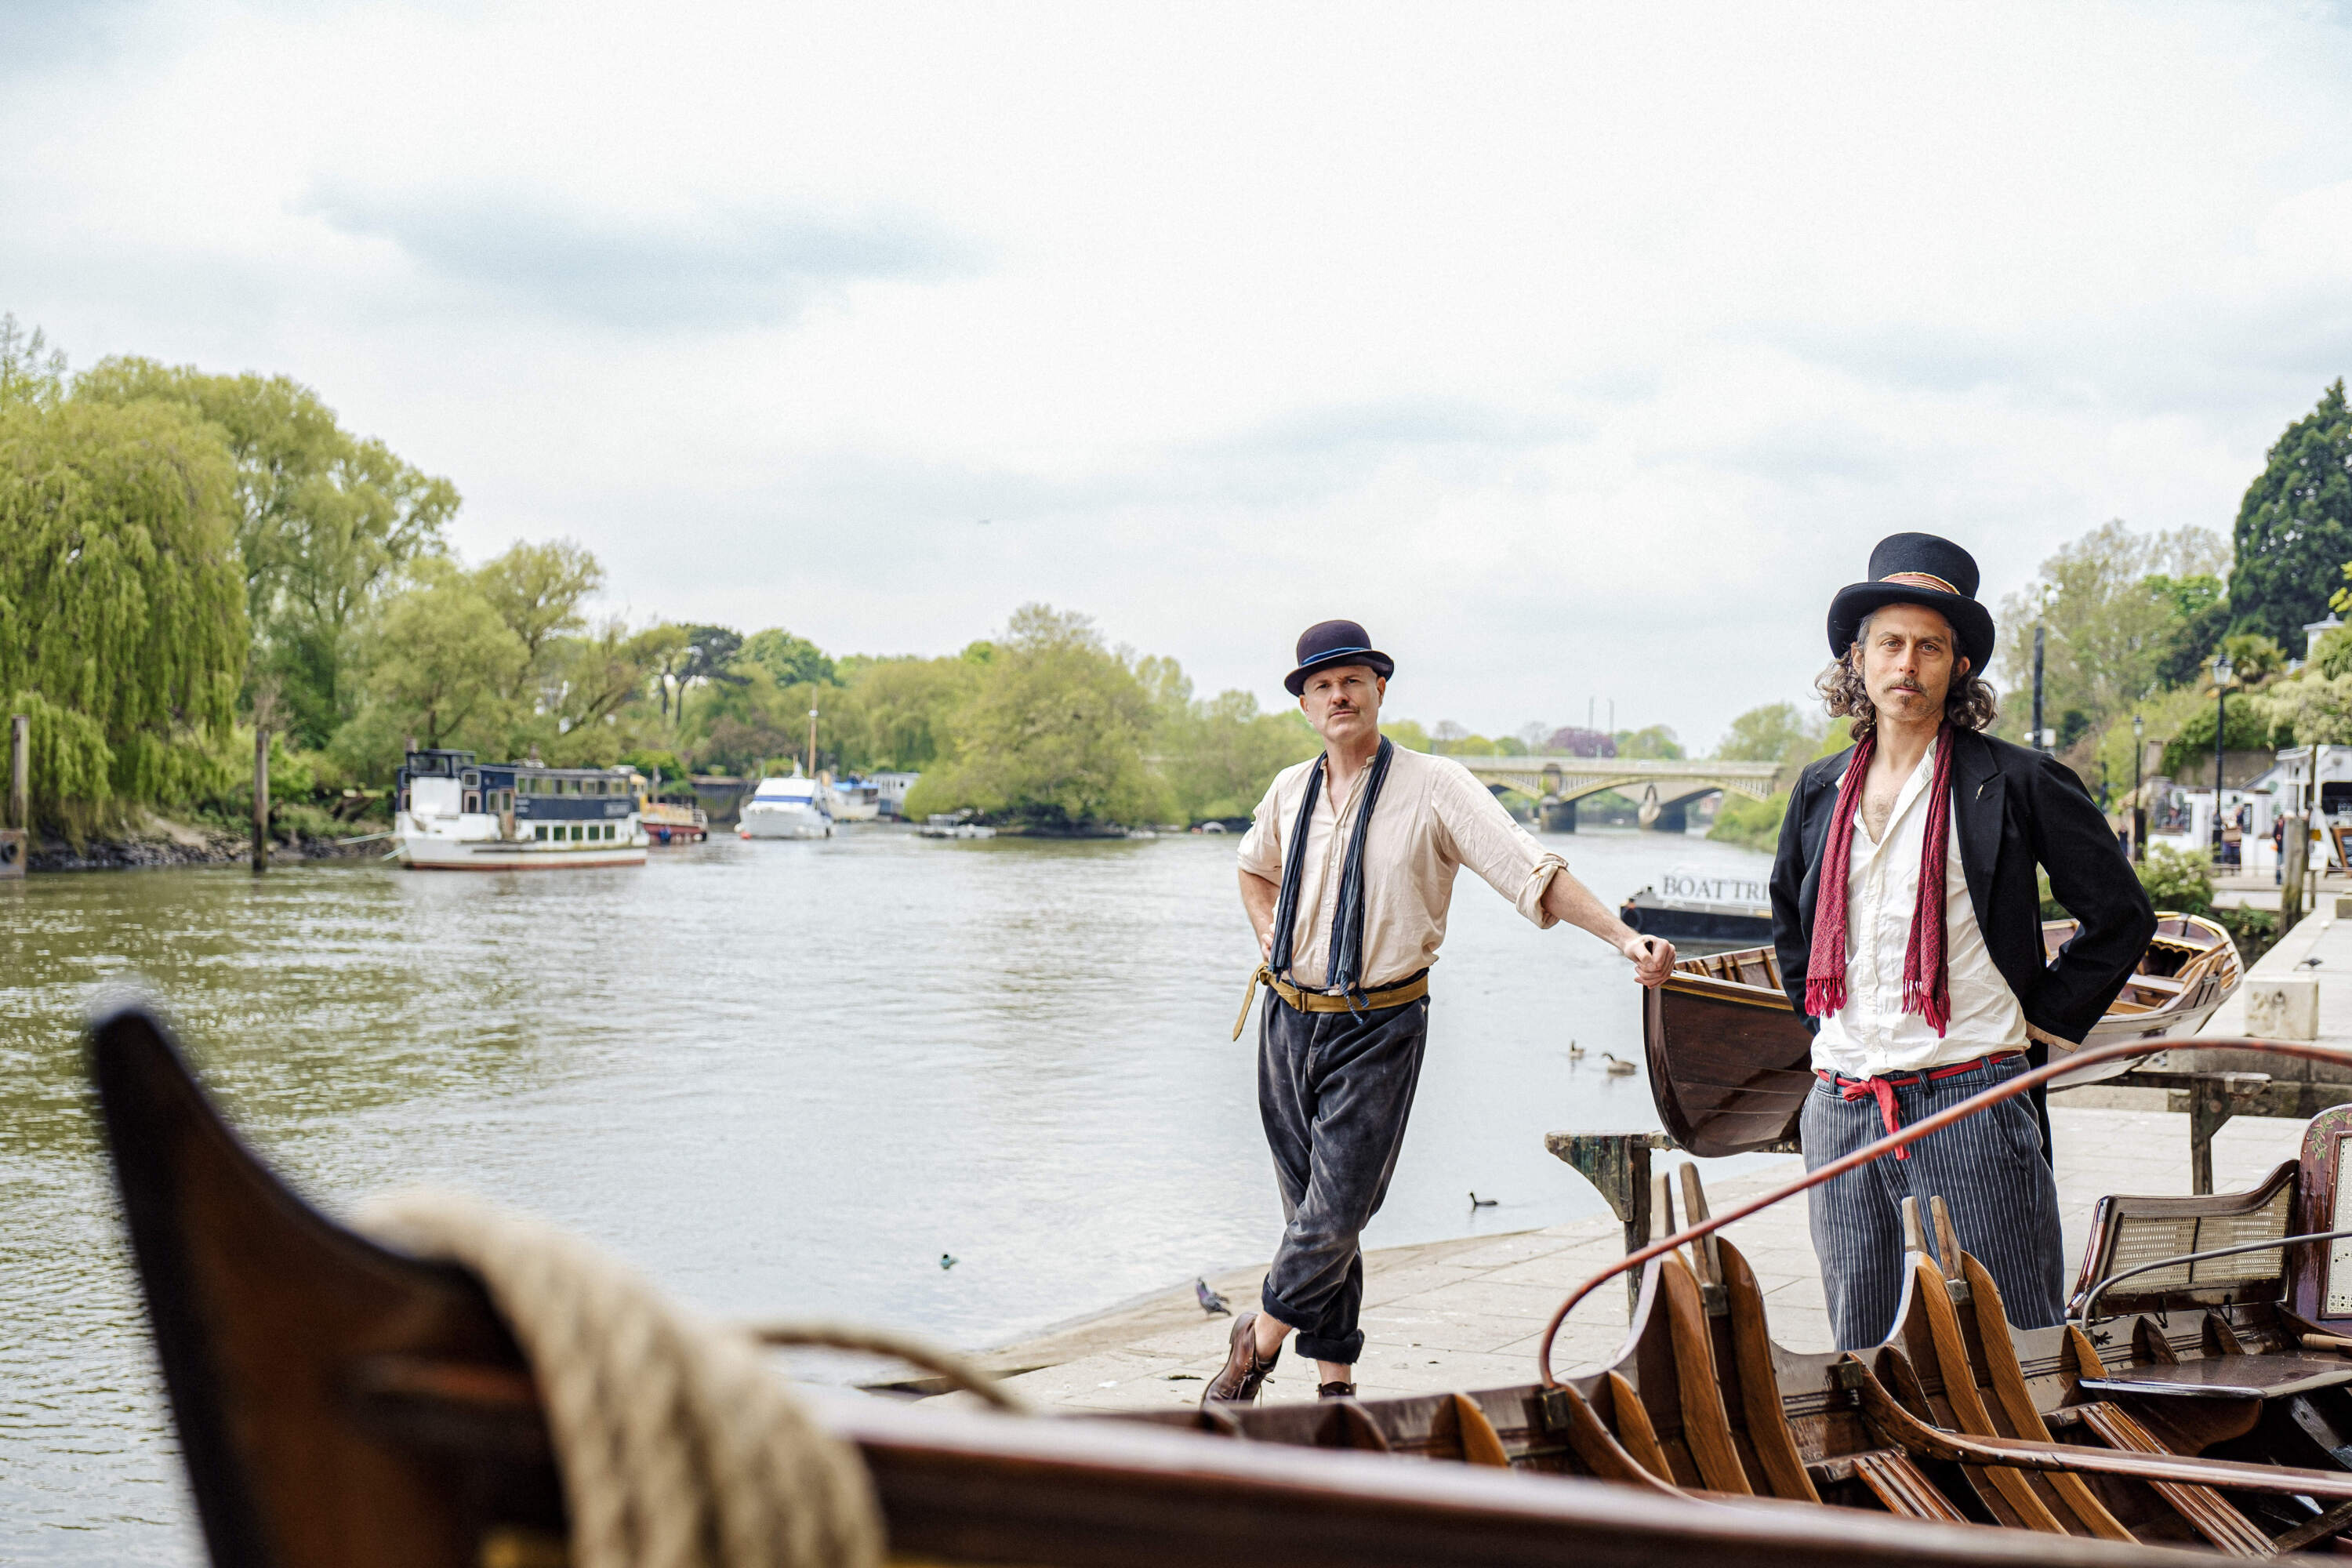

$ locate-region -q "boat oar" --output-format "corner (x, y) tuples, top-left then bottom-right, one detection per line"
(1537, 1036), (2352, 1387)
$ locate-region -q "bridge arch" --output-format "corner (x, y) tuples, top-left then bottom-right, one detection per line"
(1445, 756), (1784, 833)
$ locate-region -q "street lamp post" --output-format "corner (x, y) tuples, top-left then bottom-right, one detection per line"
(807, 706), (820, 781)
(2211, 654), (2234, 862)
(2131, 713), (2145, 865)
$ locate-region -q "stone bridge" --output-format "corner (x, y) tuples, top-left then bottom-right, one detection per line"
(1450, 756), (1785, 833)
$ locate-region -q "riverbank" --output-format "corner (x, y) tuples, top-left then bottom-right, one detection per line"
(21, 812), (383, 873)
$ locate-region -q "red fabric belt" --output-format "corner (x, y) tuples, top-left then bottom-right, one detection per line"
(1814, 1051), (2024, 1160)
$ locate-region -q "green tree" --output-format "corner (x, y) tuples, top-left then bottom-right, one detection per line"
(2219, 632), (2285, 684)
(73, 357), (458, 747)
(1613, 724), (1683, 760)
(0, 314), (68, 412)
(2158, 690), (2277, 775)
(739, 627), (837, 688)
(1715, 701), (1812, 763)
(476, 539), (602, 674)
(2232, 380), (2352, 648)
(2148, 572), (2231, 688)
(1995, 521), (2230, 740)
(909, 604), (1166, 826)
(346, 561), (527, 757)
(0, 398), (247, 816)
(834, 655), (978, 771)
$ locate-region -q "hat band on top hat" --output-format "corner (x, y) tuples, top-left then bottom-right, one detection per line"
(1306, 646), (1374, 661)
(1880, 571), (1960, 595)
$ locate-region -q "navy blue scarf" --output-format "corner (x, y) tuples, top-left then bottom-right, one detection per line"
(1269, 737), (1396, 1003)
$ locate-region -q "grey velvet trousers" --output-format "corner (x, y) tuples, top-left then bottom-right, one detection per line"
(1802, 1051), (2068, 1350)
(1256, 990), (1431, 1365)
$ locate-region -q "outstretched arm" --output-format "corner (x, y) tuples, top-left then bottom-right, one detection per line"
(1239, 869), (1279, 963)
(1541, 868), (1676, 986)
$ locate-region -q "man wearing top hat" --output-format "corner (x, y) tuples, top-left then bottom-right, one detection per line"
(1771, 534), (2155, 1350)
(1203, 619), (1679, 1406)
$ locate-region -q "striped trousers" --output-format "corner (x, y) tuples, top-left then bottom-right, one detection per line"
(1801, 1053), (2067, 1350)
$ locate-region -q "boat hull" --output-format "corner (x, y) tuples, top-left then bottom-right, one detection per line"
(1646, 914), (2244, 1156)
(397, 837), (646, 870)
(738, 807), (832, 840)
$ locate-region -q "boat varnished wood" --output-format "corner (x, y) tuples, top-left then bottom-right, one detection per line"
(1645, 915), (2245, 1158)
(96, 1004), (2227, 1568)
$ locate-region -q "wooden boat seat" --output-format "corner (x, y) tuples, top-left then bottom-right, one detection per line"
(2075, 1353), (2352, 1400)
(1807, 1450), (1971, 1524)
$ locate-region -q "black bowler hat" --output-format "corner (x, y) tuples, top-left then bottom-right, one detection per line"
(1284, 619), (1395, 697)
(1826, 532), (1997, 675)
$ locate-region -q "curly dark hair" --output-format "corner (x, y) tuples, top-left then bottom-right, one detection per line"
(1817, 614), (1998, 741)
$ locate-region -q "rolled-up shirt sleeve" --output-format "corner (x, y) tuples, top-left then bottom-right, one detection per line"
(1236, 772), (1287, 883)
(1430, 758), (1566, 927)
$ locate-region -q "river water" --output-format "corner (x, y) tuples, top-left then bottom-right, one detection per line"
(0, 824), (1772, 1563)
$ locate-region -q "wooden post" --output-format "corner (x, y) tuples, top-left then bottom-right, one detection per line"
(252, 723), (269, 874)
(2284, 812), (2309, 929)
(1, 713), (27, 880)
(9, 714), (26, 833)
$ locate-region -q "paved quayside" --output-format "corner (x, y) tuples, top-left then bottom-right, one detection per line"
(968, 902), (2352, 1413)
(964, 1114), (2305, 1413)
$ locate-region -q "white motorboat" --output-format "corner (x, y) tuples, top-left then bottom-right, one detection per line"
(394, 749), (648, 870)
(738, 775), (835, 840)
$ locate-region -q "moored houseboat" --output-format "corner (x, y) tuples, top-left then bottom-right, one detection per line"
(394, 748), (648, 870)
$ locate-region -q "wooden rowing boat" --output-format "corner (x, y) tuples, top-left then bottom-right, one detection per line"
(1183, 1098), (2352, 1555)
(96, 1003), (2249, 1568)
(1643, 915), (2245, 1158)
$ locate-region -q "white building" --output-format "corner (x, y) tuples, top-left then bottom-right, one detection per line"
(870, 771), (920, 819)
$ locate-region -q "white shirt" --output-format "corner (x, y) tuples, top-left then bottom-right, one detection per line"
(1811, 735), (2027, 1077)
(1237, 746), (1566, 992)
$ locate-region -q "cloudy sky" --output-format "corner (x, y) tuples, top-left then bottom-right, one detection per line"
(9, 2), (2352, 748)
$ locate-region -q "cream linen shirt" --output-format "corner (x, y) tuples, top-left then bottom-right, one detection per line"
(1237, 745), (1567, 993)
(1812, 735), (2027, 1078)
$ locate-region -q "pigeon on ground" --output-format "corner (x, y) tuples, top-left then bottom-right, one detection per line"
(939, 1253), (958, 1270)
(1469, 1192), (1497, 1208)
(1195, 1277), (1231, 1316)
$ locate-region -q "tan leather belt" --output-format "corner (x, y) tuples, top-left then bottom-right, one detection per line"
(1232, 965), (1430, 1040)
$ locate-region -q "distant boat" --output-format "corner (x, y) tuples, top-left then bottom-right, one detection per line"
(830, 776), (883, 822)
(394, 748), (647, 870)
(1619, 884), (1773, 949)
(739, 775), (835, 840)
(919, 814), (995, 840)
(638, 771), (708, 844)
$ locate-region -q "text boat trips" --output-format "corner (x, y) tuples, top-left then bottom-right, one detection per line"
(394, 747), (648, 870)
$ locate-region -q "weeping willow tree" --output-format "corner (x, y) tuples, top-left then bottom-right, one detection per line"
(0, 398), (248, 825)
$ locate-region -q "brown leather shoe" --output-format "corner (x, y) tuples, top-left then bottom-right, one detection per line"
(1201, 1311), (1279, 1406)
(1316, 1381), (1356, 1399)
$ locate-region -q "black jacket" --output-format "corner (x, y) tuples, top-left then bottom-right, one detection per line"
(1769, 727), (2155, 1045)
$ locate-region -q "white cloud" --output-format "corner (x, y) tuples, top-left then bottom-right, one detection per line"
(8, 0), (2352, 750)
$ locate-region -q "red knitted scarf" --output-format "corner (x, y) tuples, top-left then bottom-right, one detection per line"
(1803, 724), (1955, 1035)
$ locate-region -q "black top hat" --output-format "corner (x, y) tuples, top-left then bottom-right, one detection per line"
(1826, 532), (1996, 675)
(1285, 619), (1395, 696)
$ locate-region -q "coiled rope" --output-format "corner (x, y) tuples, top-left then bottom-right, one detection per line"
(361, 1190), (1013, 1568)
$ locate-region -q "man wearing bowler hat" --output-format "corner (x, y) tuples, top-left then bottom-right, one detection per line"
(1204, 619), (1679, 1406)
(1771, 535), (2155, 1349)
